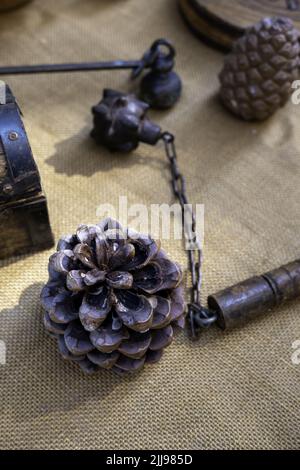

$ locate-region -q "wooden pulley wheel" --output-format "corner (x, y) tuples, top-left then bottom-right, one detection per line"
(178, 0), (300, 50)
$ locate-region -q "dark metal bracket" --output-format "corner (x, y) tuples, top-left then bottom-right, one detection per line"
(0, 86), (41, 204)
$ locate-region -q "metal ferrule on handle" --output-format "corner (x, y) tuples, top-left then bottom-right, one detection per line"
(208, 260), (300, 330)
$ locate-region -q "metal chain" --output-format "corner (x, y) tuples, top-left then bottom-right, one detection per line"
(160, 132), (217, 337)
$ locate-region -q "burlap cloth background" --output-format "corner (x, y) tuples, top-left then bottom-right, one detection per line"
(0, 0), (299, 450)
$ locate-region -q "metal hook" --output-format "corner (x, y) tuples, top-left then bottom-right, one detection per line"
(131, 38), (176, 80)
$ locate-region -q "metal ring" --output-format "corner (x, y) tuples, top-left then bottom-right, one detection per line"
(150, 39), (176, 61)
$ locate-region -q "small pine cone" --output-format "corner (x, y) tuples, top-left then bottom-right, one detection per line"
(41, 218), (185, 375)
(219, 17), (300, 121)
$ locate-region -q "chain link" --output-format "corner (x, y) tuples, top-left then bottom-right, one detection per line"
(160, 132), (217, 337)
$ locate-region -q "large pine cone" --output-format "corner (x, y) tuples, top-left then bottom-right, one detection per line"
(41, 219), (185, 375)
(219, 17), (300, 121)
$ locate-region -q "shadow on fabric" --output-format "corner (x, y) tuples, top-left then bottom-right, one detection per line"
(45, 125), (169, 178)
(0, 282), (134, 421)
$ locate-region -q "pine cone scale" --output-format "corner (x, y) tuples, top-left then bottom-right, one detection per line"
(220, 17), (300, 120)
(41, 218), (186, 375)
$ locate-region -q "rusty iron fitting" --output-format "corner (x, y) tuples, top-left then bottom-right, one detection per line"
(207, 260), (300, 330)
(91, 89), (162, 152)
(134, 39), (182, 109)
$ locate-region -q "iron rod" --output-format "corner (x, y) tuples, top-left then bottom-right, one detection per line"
(0, 60), (143, 76)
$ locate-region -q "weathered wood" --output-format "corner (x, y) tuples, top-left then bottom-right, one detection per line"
(0, 0), (32, 12)
(0, 155), (6, 179)
(179, 0), (300, 50)
(0, 195), (53, 260)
